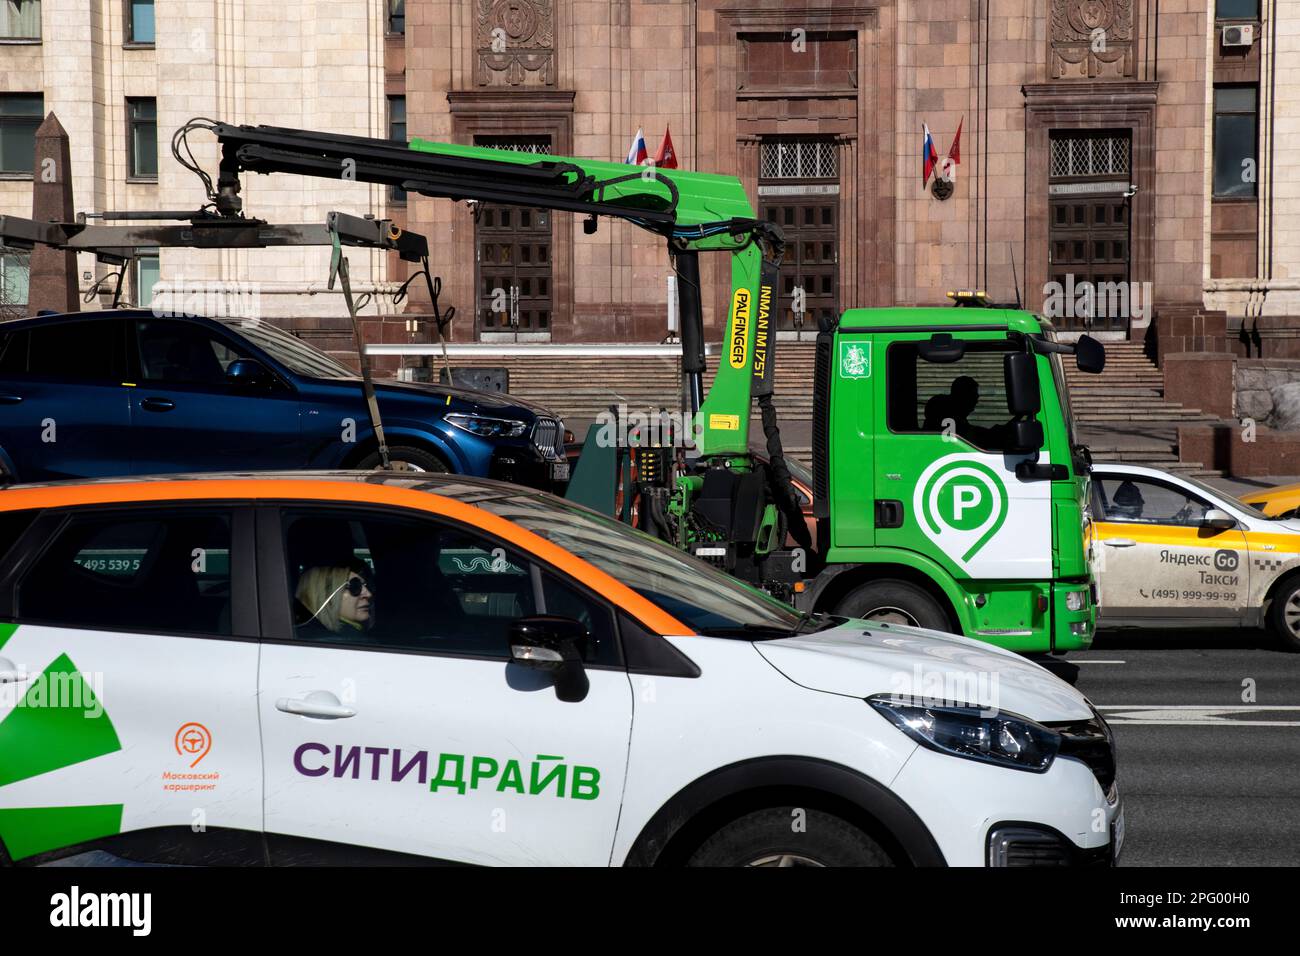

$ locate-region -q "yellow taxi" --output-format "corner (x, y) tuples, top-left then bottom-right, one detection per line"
(1239, 481), (1300, 519)
(1090, 464), (1300, 650)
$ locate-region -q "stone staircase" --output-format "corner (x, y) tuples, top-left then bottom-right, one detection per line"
(1062, 340), (1226, 476)
(325, 331), (1219, 475)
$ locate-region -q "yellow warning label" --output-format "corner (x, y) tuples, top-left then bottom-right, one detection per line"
(728, 288), (751, 370)
(709, 414), (741, 431)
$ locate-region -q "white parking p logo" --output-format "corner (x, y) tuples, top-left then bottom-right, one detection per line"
(953, 485), (982, 521)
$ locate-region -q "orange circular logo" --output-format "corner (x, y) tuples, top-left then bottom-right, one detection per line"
(174, 722), (212, 768)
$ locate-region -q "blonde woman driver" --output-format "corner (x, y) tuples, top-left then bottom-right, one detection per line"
(294, 565), (374, 640)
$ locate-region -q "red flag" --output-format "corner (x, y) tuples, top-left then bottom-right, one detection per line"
(947, 116), (963, 165)
(653, 126), (678, 169)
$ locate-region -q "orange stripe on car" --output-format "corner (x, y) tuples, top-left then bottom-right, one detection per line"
(0, 478), (694, 637)
(1094, 521), (1300, 554)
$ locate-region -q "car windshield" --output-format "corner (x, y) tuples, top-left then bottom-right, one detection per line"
(215, 317), (357, 380)
(474, 492), (806, 636)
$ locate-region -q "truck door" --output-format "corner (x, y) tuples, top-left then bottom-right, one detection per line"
(871, 334), (1054, 584)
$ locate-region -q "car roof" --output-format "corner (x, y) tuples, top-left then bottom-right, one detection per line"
(0, 470), (527, 507)
(1090, 462), (1193, 482)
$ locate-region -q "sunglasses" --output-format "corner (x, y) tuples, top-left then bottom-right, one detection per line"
(342, 576), (372, 596)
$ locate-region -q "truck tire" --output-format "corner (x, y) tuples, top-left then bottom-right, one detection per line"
(834, 579), (951, 631)
(1266, 575), (1300, 652)
(688, 807), (892, 867)
(357, 445), (450, 474)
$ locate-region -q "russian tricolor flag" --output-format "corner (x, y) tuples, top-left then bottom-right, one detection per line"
(625, 128), (648, 165)
(922, 123), (940, 186)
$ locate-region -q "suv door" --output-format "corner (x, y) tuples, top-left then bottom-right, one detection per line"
(0, 317), (133, 481)
(128, 318), (303, 474)
(256, 505), (633, 865)
(0, 505), (263, 864)
(1092, 474), (1250, 624)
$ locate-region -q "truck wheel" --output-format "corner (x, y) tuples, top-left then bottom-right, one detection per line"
(1266, 576), (1300, 652)
(834, 579), (950, 631)
(357, 445), (450, 474)
(688, 808), (892, 867)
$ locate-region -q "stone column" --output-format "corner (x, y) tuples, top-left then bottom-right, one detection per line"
(27, 113), (78, 314)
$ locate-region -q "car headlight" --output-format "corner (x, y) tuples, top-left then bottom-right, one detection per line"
(868, 695), (1061, 773)
(445, 413), (528, 438)
(1066, 590), (1088, 612)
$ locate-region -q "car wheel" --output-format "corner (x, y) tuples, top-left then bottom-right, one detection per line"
(688, 807), (892, 867)
(1266, 576), (1300, 652)
(357, 445), (450, 474)
(834, 579), (950, 631)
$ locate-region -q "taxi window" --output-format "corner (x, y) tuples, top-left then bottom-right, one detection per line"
(1096, 477), (1211, 527)
(281, 509), (619, 665)
(17, 511), (233, 634)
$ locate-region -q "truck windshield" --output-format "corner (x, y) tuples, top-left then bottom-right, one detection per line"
(476, 493), (806, 636)
(1047, 350), (1082, 453)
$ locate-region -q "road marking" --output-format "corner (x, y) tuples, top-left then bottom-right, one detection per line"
(1074, 659), (1126, 664)
(1097, 704), (1300, 726)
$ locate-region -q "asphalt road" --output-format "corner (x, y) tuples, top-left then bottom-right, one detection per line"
(1073, 627), (1300, 867)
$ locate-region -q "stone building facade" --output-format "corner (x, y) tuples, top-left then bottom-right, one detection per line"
(0, 0), (1296, 358)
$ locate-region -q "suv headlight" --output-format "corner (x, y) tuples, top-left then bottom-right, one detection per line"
(445, 413), (528, 438)
(868, 695), (1061, 773)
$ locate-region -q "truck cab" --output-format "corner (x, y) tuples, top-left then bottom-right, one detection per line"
(803, 307), (1099, 653)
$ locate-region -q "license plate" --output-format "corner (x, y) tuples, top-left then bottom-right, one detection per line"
(550, 461), (570, 482)
(1110, 804), (1125, 862)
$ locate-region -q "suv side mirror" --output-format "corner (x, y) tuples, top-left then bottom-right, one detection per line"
(227, 358), (273, 388)
(1075, 334), (1106, 374)
(508, 615), (589, 703)
(1202, 508), (1237, 531)
(1004, 352), (1041, 416)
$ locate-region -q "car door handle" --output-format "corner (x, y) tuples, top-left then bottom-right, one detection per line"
(0, 395), (22, 405)
(141, 397), (176, 412)
(1103, 539), (1136, 548)
(275, 694), (355, 720)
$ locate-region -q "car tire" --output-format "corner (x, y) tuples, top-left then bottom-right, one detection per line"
(356, 445), (450, 474)
(834, 579), (951, 631)
(688, 807), (892, 867)
(1266, 576), (1300, 652)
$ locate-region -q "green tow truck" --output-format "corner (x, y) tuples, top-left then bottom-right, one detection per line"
(6, 120), (1107, 653)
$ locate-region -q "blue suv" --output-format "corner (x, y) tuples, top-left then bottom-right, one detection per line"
(0, 310), (568, 488)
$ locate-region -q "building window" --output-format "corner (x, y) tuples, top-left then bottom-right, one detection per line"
(760, 139), (837, 180)
(127, 97), (157, 180)
(1049, 133), (1130, 179)
(0, 248), (30, 313)
(0, 0), (41, 40)
(1213, 86), (1258, 199)
(387, 0), (404, 35)
(1216, 0), (1259, 20)
(387, 95), (406, 203)
(126, 0), (154, 44)
(135, 253), (159, 307)
(0, 93), (42, 175)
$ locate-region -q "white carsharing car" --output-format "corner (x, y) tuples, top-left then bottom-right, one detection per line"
(0, 474), (1120, 867)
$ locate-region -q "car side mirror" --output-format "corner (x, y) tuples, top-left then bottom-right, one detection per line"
(509, 615), (589, 703)
(1202, 508), (1237, 531)
(227, 358), (273, 388)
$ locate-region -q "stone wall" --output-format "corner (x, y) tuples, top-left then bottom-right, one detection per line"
(1235, 358), (1300, 425)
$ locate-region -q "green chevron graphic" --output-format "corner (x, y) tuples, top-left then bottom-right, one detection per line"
(0, 641), (125, 860)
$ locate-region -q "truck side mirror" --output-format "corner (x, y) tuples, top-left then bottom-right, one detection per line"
(1004, 352), (1041, 416)
(1075, 334), (1105, 374)
(1007, 419), (1045, 455)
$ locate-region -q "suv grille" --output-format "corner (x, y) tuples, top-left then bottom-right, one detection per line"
(1048, 712), (1117, 796)
(531, 418), (563, 460)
